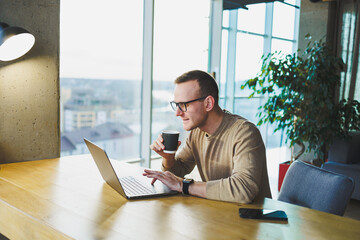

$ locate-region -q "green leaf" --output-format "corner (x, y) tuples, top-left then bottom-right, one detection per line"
(238, 38), (352, 160)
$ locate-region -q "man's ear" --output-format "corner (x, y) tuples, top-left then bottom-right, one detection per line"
(204, 96), (215, 112)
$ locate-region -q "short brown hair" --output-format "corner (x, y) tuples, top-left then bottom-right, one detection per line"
(174, 70), (219, 104)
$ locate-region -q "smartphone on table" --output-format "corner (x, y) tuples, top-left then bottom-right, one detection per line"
(239, 208), (288, 221)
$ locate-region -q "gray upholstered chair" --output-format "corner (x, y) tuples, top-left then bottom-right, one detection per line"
(278, 160), (354, 216)
(322, 132), (360, 200)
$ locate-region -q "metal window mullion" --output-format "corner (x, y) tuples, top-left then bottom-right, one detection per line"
(263, 2), (274, 56)
(141, 0), (154, 168)
(237, 29), (266, 37)
(263, 2), (274, 148)
(272, 36), (296, 42)
(225, 9), (237, 112)
(292, 0), (301, 53)
(208, 0), (223, 81)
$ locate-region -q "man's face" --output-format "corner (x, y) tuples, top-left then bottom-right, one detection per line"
(173, 80), (208, 131)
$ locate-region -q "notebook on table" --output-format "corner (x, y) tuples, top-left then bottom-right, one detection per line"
(84, 138), (178, 199)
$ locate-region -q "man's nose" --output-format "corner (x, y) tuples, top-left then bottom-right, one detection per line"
(175, 107), (183, 116)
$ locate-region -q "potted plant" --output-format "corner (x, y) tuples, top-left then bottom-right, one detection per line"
(241, 39), (360, 177)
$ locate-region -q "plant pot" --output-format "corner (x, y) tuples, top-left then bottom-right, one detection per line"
(278, 160), (314, 191)
(278, 161), (291, 191)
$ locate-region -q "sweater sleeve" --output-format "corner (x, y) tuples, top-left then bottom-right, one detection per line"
(205, 123), (267, 203)
(162, 133), (196, 178)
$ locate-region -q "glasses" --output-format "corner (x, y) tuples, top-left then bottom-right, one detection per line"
(170, 96), (207, 112)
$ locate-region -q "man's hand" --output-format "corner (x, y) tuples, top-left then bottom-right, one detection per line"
(143, 169), (183, 192)
(149, 134), (181, 169)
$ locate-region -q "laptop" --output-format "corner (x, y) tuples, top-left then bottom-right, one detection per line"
(84, 138), (178, 199)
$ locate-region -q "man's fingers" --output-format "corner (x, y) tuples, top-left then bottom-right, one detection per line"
(143, 169), (165, 182)
(156, 137), (165, 150)
(149, 135), (165, 152)
(143, 170), (182, 192)
(143, 169), (156, 174)
(151, 178), (157, 185)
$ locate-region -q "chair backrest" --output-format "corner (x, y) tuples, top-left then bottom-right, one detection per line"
(328, 131), (360, 164)
(278, 160), (354, 216)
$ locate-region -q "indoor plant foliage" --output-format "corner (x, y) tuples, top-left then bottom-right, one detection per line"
(241, 40), (360, 164)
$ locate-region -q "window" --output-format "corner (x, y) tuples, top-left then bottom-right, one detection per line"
(152, 0), (210, 153)
(60, 0), (210, 166)
(272, 1), (297, 40)
(338, 0), (360, 101)
(60, 0), (299, 170)
(219, 1), (300, 157)
(237, 3), (266, 34)
(60, 0), (143, 160)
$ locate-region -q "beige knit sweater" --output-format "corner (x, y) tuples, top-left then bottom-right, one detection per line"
(163, 111), (272, 203)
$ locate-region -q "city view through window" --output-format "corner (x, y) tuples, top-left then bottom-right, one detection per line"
(60, 0), (144, 160)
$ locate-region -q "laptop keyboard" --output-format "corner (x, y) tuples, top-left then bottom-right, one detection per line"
(120, 176), (156, 196)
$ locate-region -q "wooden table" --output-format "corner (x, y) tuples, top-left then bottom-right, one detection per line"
(0, 155), (359, 239)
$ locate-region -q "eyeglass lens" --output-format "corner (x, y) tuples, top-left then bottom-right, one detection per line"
(170, 102), (187, 112)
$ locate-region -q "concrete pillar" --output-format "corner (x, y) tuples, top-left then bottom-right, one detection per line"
(298, 0), (331, 52)
(0, 0), (60, 163)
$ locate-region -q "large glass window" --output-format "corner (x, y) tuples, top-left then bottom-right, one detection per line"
(60, 0), (210, 165)
(151, 0), (210, 155)
(60, 0), (143, 160)
(219, 1), (299, 176)
(339, 1), (359, 101)
(234, 33), (264, 94)
(272, 1), (297, 40)
(60, 0), (299, 175)
(271, 39), (294, 54)
(220, 0), (299, 148)
(237, 4), (265, 34)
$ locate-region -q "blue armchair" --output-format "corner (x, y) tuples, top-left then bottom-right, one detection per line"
(278, 160), (354, 216)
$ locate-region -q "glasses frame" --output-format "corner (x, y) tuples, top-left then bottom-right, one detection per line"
(170, 96), (207, 112)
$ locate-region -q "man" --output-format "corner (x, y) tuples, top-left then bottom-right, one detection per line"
(143, 70), (272, 203)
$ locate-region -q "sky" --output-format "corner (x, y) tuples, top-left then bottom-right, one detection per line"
(60, 0), (210, 81)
